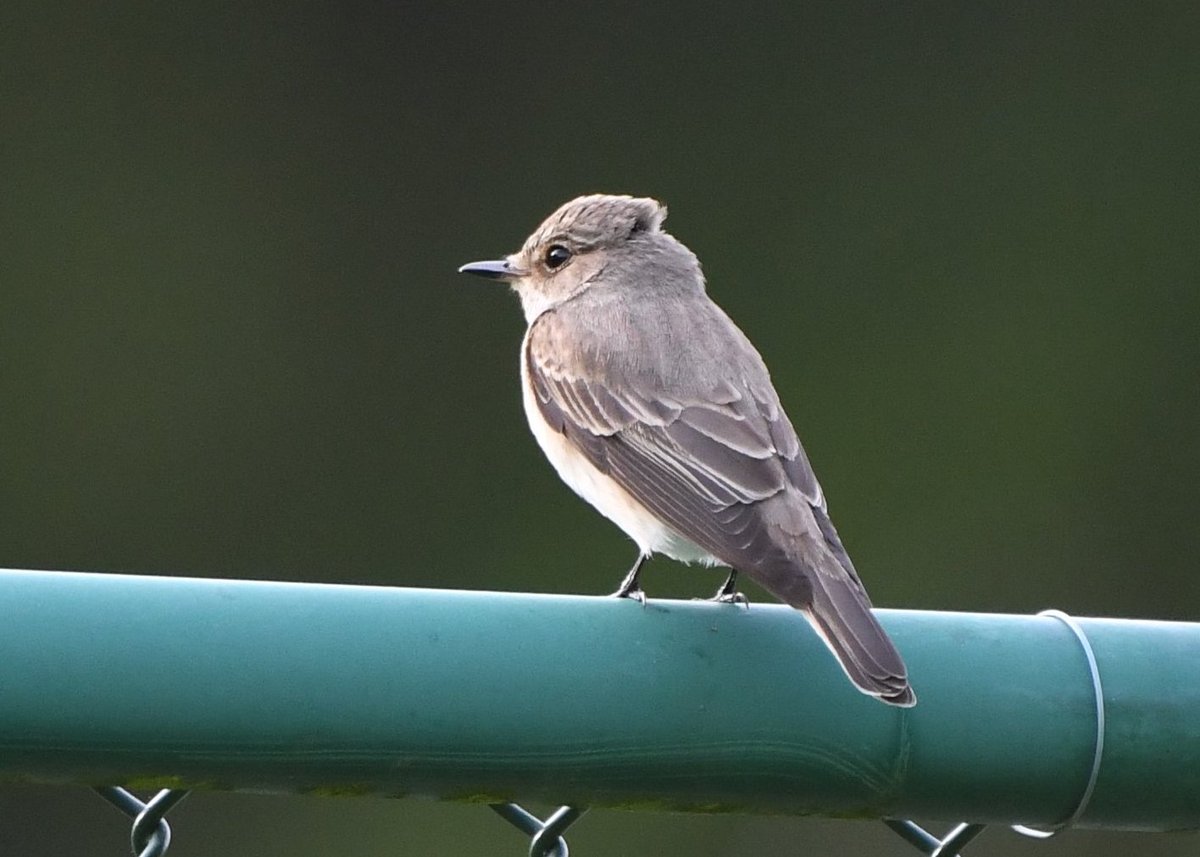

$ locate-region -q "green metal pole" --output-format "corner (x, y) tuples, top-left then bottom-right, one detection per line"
(0, 568), (1195, 831)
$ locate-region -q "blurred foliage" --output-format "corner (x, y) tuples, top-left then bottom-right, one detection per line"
(1, 2), (1197, 855)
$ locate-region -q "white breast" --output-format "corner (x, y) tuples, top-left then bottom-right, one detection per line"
(519, 328), (719, 566)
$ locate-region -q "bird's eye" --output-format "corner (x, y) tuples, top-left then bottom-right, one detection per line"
(544, 244), (572, 270)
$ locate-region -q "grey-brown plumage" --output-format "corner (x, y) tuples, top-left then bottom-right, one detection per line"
(459, 194), (915, 707)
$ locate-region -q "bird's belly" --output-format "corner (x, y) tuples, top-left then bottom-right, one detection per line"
(519, 342), (719, 566)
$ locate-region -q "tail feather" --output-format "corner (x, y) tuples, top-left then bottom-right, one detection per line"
(749, 550), (916, 707)
(804, 571), (916, 707)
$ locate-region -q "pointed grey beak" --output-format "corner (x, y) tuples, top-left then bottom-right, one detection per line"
(458, 259), (522, 281)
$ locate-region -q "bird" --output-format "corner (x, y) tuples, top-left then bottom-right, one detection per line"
(458, 194), (915, 707)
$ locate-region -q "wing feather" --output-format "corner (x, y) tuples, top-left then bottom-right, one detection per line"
(524, 303), (913, 705)
(526, 311), (816, 571)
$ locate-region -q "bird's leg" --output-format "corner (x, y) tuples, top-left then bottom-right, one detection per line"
(710, 569), (749, 607)
(612, 553), (647, 605)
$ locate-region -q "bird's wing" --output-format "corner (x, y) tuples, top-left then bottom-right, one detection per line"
(527, 305), (913, 706)
(525, 307), (827, 572)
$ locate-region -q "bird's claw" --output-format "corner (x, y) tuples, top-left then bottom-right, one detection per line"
(710, 589), (750, 609)
(611, 587), (647, 606)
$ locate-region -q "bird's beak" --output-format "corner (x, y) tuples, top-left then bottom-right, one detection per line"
(457, 259), (523, 281)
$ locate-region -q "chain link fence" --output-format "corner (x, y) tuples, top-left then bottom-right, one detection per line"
(3, 570), (1197, 855)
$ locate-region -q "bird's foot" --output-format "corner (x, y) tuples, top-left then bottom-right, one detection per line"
(705, 570), (749, 609)
(611, 554), (648, 605)
(610, 585), (647, 606)
(709, 588), (750, 608)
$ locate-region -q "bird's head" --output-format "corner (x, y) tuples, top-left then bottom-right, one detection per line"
(458, 194), (701, 322)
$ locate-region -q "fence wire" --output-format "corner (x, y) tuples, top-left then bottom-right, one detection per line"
(89, 792), (1090, 857)
(95, 787), (189, 857)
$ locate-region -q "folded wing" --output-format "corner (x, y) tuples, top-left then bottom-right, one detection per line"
(525, 305), (914, 707)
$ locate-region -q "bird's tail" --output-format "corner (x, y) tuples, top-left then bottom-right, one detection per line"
(803, 570), (916, 707)
(754, 556), (916, 707)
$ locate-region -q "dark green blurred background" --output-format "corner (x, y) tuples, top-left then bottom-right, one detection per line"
(2, 3), (1197, 855)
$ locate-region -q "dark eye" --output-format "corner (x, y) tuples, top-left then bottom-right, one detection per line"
(544, 244), (572, 270)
